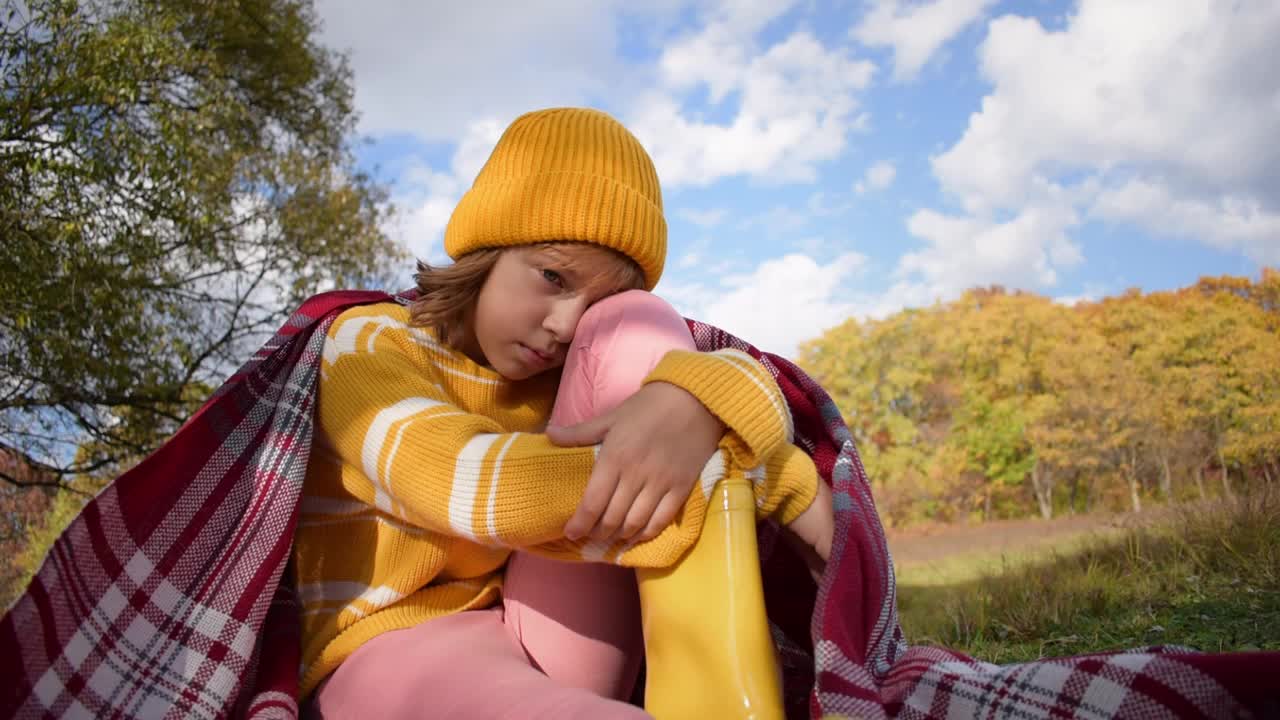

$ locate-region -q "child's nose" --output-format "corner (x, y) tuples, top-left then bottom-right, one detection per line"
(545, 299), (587, 343)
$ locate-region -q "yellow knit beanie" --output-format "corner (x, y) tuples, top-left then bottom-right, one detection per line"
(444, 107), (667, 290)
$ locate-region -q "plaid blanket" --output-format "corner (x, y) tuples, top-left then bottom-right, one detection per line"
(2, 289), (1277, 719)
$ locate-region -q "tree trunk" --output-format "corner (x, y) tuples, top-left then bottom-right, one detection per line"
(1160, 454), (1173, 501)
(1218, 446), (1235, 499)
(1030, 462), (1054, 519)
(1127, 446), (1142, 513)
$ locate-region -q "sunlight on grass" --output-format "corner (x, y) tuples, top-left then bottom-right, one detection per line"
(896, 489), (1280, 663)
(896, 528), (1121, 588)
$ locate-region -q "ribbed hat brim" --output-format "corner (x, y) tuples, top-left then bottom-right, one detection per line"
(445, 170), (666, 290)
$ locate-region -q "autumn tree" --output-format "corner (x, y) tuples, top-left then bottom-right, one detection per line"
(936, 289), (1061, 518)
(800, 271), (1279, 526)
(0, 447), (56, 605)
(0, 0), (405, 486)
(801, 306), (959, 525)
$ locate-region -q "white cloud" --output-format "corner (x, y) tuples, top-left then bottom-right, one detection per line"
(385, 119), (505, 271)
(387, 185), (454, 268)
(675, 236), (714, 269)
(677, 208), (729, 227)
(657, 252), (867, 358)
(313, 0), (634, 142)
(1091, 179), (1280, 265)
(855, 160), (897, 193)
(448, 119), (506, 188)
(897, 201), (1084, 298)
(853, 0), (996, 81)
(633, 2), (876, 187)
(892, 0), (1280, 302)
(929, 0), (1280, 265)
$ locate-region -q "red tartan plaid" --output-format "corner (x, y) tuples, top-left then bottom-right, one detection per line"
(2, 290), (1277, 719)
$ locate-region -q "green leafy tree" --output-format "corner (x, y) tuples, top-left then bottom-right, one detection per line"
(0, 0), (406, 485)
(952, 393), (1036, 519)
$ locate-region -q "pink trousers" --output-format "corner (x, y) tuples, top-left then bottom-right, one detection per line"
(309, 290), (697, 719)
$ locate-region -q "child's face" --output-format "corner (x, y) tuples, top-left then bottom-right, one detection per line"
(464, 245), (623, 381)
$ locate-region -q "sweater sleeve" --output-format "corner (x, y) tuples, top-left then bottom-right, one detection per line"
(750, 444), (821, 526)
(642, 348), (794, 469)
(317, 331), (596, 547)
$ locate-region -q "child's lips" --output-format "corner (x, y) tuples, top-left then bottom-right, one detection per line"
(519, 343), (554, 366)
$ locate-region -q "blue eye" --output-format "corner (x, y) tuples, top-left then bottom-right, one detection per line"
(541, 269), (564, 287)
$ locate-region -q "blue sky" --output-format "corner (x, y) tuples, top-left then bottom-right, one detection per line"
(315, 0), (1278, 359)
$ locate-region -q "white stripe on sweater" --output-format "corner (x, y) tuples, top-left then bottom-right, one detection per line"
(325, 315), (404, 366)
(297, 582), (404, 618)
(486, 434), (521, 541)
(745, 464), (767, 508)
(700, 450), (726, 499)
(362, 397), (448, 514)
(449, 434), (500, 540)
(430, 361), (502, 386)
(712, 349), (794, 442)
(326, 312), (482, 377)
(383, 409), (470, 518)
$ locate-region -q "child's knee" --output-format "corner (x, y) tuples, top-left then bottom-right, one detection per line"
(574, 290), (694, 364)
(554, 290), (695, 422)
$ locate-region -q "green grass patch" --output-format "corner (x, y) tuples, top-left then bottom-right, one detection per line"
(896, 490), (1280, 663)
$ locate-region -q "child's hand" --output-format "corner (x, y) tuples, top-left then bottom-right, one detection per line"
(781, 478), (833, 584)
(548, 381), (725, 543)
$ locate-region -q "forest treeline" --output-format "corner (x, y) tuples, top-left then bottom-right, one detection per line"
(799, 271), (1280, 527)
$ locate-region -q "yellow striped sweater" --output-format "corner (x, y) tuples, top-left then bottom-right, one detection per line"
(296, 302), (820, 696)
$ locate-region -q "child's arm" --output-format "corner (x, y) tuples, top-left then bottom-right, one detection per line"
(764, 447), (833, 581)
(751, 444), (823, 527)
(640, 348), (794, 468)
(317, 327), (812, 558)
(560, 442), (826, 568)
(550, 347), (800, 542)
(318, 339), (597, 546)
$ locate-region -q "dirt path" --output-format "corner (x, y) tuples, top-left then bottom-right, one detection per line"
(884, 512), (1131, 567)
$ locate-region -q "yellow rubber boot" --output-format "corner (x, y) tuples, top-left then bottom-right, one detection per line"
(637, 475), (785, 719)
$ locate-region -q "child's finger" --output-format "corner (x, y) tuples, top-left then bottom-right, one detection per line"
(590, 474), (643, 540)
(638, 492), (684, 541)
(615, 487), (663, 541)
(545, 412), (613, 447)
(565, 458), (620, 539)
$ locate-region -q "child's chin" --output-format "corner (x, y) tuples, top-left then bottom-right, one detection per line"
(496, 361), (535, 382)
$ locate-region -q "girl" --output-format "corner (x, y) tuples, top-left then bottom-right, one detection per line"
(296, 107), (833, 718)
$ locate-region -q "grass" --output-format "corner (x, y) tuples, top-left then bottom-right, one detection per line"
(896, 528), (1122, 588)
(895, 488), (1280, 663)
